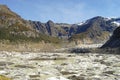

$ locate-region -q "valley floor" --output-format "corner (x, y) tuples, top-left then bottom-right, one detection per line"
(0, 51), (120, 80)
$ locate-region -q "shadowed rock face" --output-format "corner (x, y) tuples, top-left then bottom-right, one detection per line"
(45, 20), (58, 36)
(102, 27), (120, 48)
(113, 27), (120, 38)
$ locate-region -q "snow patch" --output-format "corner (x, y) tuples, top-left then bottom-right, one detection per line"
(77, 22), (85, 25)
(104, 17), (111, 21)
(112, 21), (120, 26)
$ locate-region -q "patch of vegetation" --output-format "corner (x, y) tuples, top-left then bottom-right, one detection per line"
(0, 27), (61, 43)
(0, 75), (11, 80)
(14, 65), (35, 69)
(8, 22), (30, 31)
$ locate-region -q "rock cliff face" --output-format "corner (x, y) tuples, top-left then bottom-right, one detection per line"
(102, 27), (120, 48)
(29, 20), (71, 39)
(29, 20), (59, 37)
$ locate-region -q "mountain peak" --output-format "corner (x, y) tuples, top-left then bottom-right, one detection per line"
(46, 20), (54, 27)
(93, 16), (103, 18)
(47, 20), (54, 23)
(0, 4), (8, 8)
(0, 4), (21, 18)
(90, 16), (105, 20)
(0, 4), (11, 12)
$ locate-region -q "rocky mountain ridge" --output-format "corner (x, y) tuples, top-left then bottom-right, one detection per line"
(0, 4), (119, 44)
(30, 16), (119, 44)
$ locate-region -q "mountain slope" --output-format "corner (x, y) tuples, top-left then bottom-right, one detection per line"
(30, 16), (118, 44)
(29, 20), (72, 40)
(102, 27), (120, 48)
(69, 16), (118, 44)
(0, 4), (60, 43)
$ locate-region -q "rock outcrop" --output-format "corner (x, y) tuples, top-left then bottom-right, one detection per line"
(102, 27), (120, 48)
(29, 20), (59, 37)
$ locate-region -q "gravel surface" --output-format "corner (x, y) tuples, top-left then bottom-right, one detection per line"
(0, 51), (120, 80)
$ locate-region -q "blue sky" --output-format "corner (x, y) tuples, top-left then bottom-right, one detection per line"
(0, 0), (120, 23)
